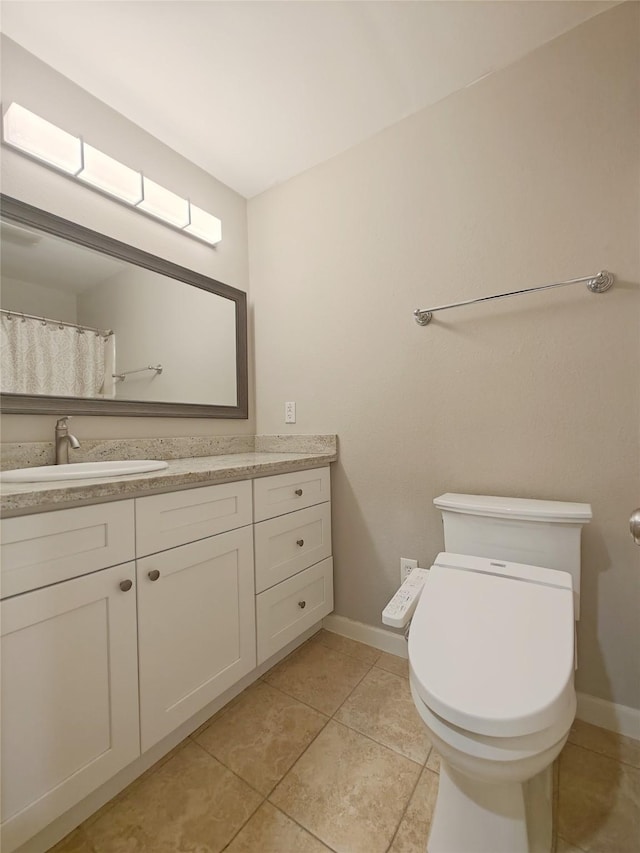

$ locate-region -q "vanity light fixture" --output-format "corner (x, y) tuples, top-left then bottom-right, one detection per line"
(78, 144), (143, 205)
(185, 204), (223, 245)
(2, 103), (222, 246)
(3, 102), (82, 175)
(138, 177), (190, 228)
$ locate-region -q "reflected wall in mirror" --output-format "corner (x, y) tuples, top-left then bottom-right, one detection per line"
(0, 195), (248, 418)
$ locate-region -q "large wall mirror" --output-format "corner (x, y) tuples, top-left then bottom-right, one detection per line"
(0, 195), (248, 418)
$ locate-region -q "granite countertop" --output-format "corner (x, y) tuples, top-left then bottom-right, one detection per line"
(1, 435), (337, 517)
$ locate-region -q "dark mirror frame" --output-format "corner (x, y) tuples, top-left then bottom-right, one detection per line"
(0, 194), (248, 418)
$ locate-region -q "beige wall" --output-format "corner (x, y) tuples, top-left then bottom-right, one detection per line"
(0, 36), (254, 440)
(249, 4), (640, 710)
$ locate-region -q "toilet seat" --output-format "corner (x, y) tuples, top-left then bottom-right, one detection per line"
(408, 553), (575, 738)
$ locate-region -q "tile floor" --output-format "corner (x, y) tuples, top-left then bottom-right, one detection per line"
(51, 629), (639, 853)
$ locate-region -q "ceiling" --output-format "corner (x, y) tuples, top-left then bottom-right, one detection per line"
(1, 1), (618, 198)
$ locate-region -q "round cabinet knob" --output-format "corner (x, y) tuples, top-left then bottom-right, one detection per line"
(294, 489), (303, 497)
(148, 569), (160, 581)
(296, 539), (305, 547)
(298, 600), (307, 609)
(119, 579), (133, 592)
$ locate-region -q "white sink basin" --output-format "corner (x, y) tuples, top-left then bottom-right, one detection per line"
(2, 460), (169, 483)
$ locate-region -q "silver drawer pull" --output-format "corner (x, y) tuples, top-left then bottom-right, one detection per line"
(119, 579), (133, 592)
(298, 600), (306, 609)
(294, 488), (303, 496)
(296, 538), (305, 547)
(148, 569), (160, 581)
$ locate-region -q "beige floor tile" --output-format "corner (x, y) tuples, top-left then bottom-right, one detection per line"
(310, 628), (380, 664)
(195, 681), (328, 794)
(48, 828), (96, 853)
(85, 741), (262, 853)
(79, 739), (194, 834)
(335, 667), (432, 763)
(264, 640), (371, 715)
(556, 837), (586, 853)
(270, 719), (421, 853)
(426, 749), (441, 773)
(558, 743), (640, 853)
(224, 802), (332, 852)
(568, 720), (640, 770)
(389, 768), (439, 853)
(376, 651), (410, 679)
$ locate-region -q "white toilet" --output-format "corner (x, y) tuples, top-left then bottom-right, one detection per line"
(408, 493), (591, 853)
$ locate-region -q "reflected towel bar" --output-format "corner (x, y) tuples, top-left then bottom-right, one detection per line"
(413, 270), (614, 326)
(113, 364), (163, 381)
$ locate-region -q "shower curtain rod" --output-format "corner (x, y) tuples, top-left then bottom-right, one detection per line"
(413, 270), (614, 326)
(1, 308), (113, 337)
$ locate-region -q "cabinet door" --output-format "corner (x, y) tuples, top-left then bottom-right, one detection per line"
(1, 563), (140, 853)
(137, 526), (256, 752)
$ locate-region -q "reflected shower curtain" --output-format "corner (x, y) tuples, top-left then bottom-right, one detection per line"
(0, 314), (112, 397)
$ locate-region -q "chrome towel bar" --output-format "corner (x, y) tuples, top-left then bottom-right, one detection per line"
(113, 364), (163, 382)
(413, 270), (614, 326)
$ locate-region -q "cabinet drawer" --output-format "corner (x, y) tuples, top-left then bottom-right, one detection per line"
(256, 557), (333, 664)
(254, 502), (332, 593)
(136, 480), (252, 556)
(253, 466), (330, 522)
(0, 501), (135, 599)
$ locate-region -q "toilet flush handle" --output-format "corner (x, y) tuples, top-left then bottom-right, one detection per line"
(630, 508), (640, 546)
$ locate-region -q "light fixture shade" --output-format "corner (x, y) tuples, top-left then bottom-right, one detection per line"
(78, 144), (143, 204)
(3, 103), (82, 174)
(137, 177), (190, 228)
(185, 204), (223, 245)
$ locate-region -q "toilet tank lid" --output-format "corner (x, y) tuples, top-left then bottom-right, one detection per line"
(434, 493), (592, 523)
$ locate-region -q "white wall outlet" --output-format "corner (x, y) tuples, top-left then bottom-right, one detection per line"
(285, 401), (296, 424)
(400, 557), (418, 583)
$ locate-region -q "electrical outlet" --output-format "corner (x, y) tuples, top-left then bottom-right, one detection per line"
(285, 401), (296, 424)
(400, 557), (418, 583)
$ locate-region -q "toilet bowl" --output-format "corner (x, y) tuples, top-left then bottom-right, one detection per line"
(407, 494), (591, 853)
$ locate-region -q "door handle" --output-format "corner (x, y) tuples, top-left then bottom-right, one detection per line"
(630, 508), (640, 545)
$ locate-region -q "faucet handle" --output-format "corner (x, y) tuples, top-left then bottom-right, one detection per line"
(55, 415), (72, 429)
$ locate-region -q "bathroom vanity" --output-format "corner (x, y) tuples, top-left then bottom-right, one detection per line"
(0, 441), (335, 853)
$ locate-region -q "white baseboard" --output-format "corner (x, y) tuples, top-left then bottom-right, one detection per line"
(576, 691), (640, 740)
(322, 614), (640, 740)
(323, 613), (407, 658)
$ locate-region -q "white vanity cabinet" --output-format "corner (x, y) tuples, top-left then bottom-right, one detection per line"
(254, 467), (334, 663)
(0, 503), (140, 853)
(0, 463), (333, 853)
(134, 483), (256, 752)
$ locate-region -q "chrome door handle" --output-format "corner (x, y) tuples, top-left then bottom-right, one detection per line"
(630, 508), (640, 545)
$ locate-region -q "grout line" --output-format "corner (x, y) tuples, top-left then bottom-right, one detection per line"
(189, 738), (267, 802)
(329, 661), (376, 718)
(328, 718), (424, 769)
(261, 679), (333, 719)
(384, 760), (428, 852)
(313, 631), (383, 667)
(265, 714), (333, 800)
(566, 738), (640, 771)
(556, 834), (589, 853)
(268, 802), (341, 852)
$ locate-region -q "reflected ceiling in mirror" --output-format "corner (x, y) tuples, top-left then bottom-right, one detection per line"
(0, 195), (248, 418)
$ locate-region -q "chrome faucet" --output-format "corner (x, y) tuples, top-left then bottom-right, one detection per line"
(55, 416), (80, 465)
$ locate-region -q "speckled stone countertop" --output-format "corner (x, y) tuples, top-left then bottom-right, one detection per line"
(1, 435), (337, 517)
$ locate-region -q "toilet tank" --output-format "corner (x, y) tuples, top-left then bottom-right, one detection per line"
(433, 494), (592, 619)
